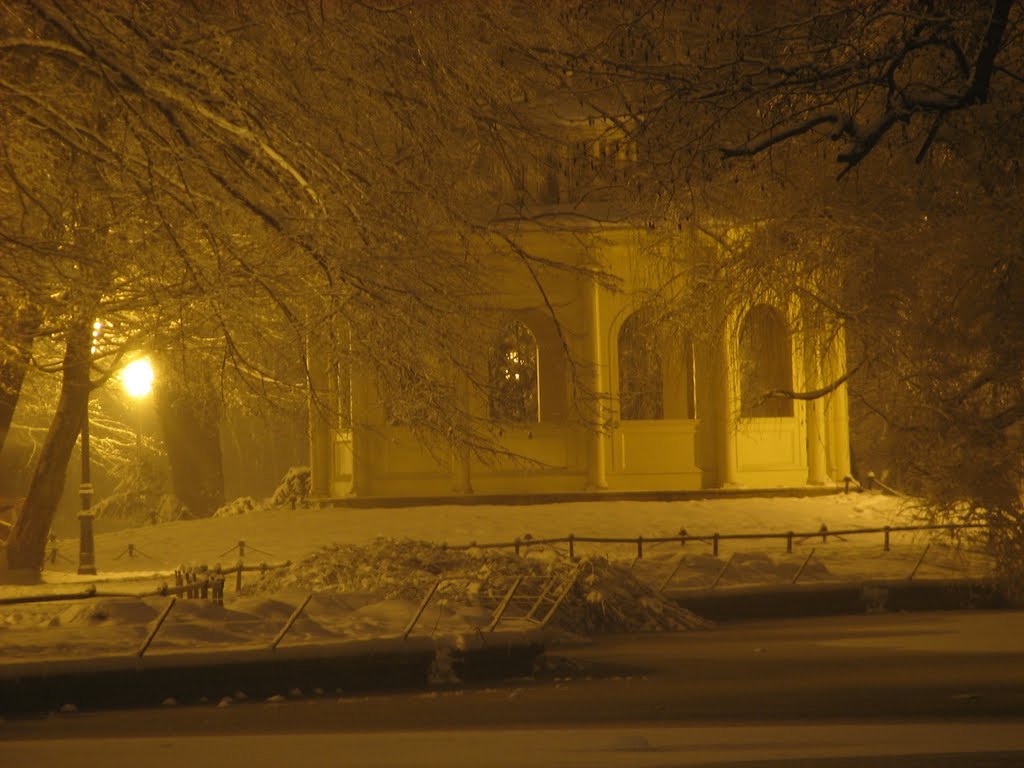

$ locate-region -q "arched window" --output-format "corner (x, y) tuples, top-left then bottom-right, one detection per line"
(617, 311), (697, 421)
(618, 312), (663, 420)
(738, 305), (794, 417)
(489, 319), (539, 423)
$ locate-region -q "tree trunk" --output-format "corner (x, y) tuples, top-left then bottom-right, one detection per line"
(154, 379), (225, 518)
(3, 316), (91, 572)
(0, 304), (41, 458)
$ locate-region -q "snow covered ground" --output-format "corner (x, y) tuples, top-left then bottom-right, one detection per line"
(0, 492), (995, 661)
(38, 491), (937, 578)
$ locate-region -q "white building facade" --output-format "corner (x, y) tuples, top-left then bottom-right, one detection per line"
(308, 220), (852, 499)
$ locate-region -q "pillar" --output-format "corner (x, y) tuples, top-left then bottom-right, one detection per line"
(584, 268), (608, 490)
(804, 334), (828, 485)
(826, 330), (853, 480)
(714, 316), (740, 487)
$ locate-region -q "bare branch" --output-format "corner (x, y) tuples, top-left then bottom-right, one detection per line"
(721, 112), (850, 158)
(767, 358), (865, 401)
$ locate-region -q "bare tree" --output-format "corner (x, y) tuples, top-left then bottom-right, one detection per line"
(0, 1), (599, 571)
(530, 0), (1024, 586)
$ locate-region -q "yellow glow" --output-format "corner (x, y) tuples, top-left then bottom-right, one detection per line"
(122, 357), (154, 398)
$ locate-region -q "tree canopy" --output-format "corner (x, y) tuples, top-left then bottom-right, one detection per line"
(0, 0), (571, 568)
(535, 0), (1023, 560)
(1, 1), (1021, 580)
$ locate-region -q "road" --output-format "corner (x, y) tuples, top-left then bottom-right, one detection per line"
(3, 610), (1024, 766)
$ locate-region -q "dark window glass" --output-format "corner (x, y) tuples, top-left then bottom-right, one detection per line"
(739, 305), (794, 417)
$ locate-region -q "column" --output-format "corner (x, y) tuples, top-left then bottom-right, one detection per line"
(804, 333), (828, 485)
(714, 316), (739, 487)
(826, 331), (853, 480)
(584, 268), (608, 490)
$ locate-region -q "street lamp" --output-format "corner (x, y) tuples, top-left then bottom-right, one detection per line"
(122, 357), (154, 398)
(77, 407), (96, 575)
(121, 357), (154, 461)
(77, 320), (105, 576)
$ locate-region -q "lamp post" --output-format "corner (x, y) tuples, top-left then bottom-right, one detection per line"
(77, 322), (104, 576)
(77, 407), (96, 575)
(121, 357), (154, 465)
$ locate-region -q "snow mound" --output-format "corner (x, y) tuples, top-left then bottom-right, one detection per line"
(269, 467), (310, 508)
(57, 598), (159, 626)
(249, 538), (708, 634)
(633, 551), (831, 589)
(214, 496), (262, 518)
(213, 467), (310, 518)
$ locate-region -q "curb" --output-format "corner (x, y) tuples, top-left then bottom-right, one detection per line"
(0, 631), (547, 715)
(670, 578), (1009, 621)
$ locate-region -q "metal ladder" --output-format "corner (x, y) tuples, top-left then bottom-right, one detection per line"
(487, 565), (579, 631)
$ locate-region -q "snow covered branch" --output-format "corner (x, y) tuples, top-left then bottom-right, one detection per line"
(766, 358), (865, 402)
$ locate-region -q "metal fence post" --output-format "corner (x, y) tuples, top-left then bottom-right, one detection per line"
(270, 593), (313, 649)
(659, 556), (686, 592)
(538, 567), (579, 628)
(138, 597), (176, 658)
(487, 576), (522, 632)
(908, 544), (931, 581)
(792, 548), (816, 584)
(211, 564), (224, 606)
(402, 579), (442, 640)
(709, 553), (735, 589)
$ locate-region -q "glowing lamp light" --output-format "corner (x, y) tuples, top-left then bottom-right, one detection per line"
(122, 357), (154, 398)
(91, 320), (104, 355)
